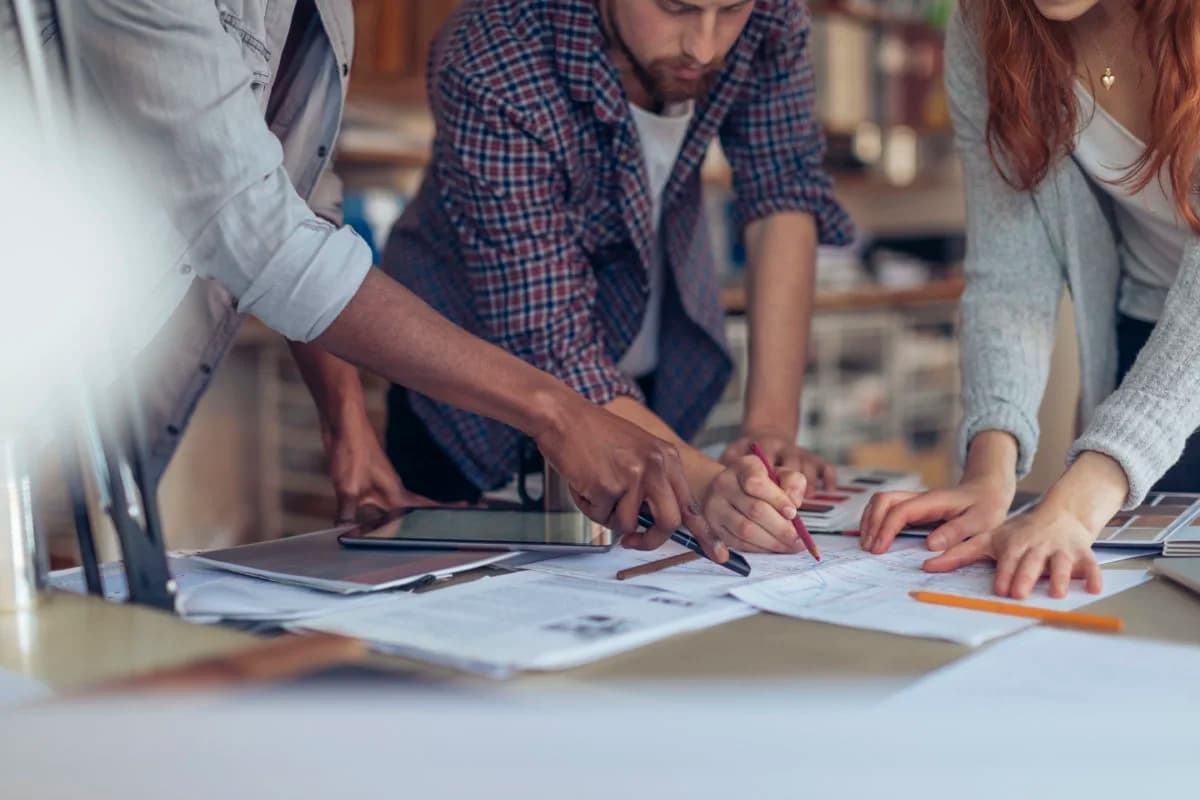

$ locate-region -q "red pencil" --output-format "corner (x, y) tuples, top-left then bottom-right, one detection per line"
(750, 443), (821, 561)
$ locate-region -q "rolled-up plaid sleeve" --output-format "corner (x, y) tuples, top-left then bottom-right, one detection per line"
(719, 7), (854, 244)
(430, 67), (643, 406)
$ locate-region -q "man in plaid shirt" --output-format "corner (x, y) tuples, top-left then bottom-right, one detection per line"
(344, 0), (852, 553)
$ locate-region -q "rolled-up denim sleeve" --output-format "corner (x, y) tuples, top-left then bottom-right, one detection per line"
(74, 0), (370, 342)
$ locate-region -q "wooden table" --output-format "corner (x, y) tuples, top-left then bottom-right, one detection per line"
(3, 560), (1198, 695)
(0, 591), (363, 693)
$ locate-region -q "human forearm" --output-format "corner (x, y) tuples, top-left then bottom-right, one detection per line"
(740, 212), (817, 437)
(1041, 451), (1129, 533)
(287, 341), (365, 425)
(962, 430), (1020, 488)
(315, 269), (578, 442)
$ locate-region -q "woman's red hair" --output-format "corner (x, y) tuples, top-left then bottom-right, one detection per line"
(967, 0), (1200, 232)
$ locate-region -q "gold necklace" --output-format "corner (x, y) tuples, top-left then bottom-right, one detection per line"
(1100, 65), (1116, 92)
(1083, 4), (1135, 92)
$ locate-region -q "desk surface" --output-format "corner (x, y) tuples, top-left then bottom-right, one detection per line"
(3, 560), (1199, 694)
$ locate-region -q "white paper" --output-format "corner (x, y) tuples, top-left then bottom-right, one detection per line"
(524, 535), (1150, 599)
(49, 558), (389, 623)
(730, 539), (1151, 645)
(884, 627), (1200, 706)
(0, 669), (49, 708)
(296, 571), (756, 677)
(524, 535), (865, 596)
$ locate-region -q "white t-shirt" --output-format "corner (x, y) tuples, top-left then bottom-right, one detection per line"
(617, 100), (694, 378)
(1073, 82), (1191, 322)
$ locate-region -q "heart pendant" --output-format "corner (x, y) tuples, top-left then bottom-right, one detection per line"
(1101, 67), (1116, 91)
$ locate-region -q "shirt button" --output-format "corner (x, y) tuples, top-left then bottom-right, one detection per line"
(199, 364), (213, 376)
(317, 145), (329, 158)
(341, 63), (349, 77)
(180, 264), (193, 275)
(166, 425), (180, 437)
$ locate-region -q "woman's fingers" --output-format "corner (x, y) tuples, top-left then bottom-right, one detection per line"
(1080, 552), (1104, 594)
(1048, 551), (1073, 598)
(923, 532), (993, 573)
(867, 492), (958, 554)
(859, 491), (916, 550)
(1008, 548), (1049, 600)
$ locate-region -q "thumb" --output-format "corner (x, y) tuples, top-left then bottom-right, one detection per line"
(926, 516), (974, 551)
(923, 534), (991, 573)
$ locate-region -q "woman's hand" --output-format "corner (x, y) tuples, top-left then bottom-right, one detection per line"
(699, 455), (808, 554)
(923, 503), (1103, 599)
(858, 476), (1015, 554)
(922, 452), (1130, 599)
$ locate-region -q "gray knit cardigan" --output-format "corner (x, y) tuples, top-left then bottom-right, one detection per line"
(946, 9), (1200, 507)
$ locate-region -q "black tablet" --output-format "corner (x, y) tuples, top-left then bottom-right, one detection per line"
(337, 507), (615, 553)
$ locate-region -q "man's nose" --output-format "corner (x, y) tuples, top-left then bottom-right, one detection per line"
(682, 11), (718, 66)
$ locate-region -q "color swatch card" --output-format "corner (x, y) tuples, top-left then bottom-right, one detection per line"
(800, 467), (923, 533)
(1095, 492), (1200, 549)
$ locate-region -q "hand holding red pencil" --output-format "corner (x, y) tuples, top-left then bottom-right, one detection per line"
(751, 442), (821, 561)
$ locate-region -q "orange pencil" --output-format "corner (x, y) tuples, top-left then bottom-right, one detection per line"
(750, 442), (821, 561)
(909, 591), (1124, 633)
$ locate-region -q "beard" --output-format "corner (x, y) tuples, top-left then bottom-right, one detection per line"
(636, 54), (723, 104)
(602, 1), (724, 104)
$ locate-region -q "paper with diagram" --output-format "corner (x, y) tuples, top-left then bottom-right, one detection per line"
(524, 534), (1151, 601)
(524, 535), (869, 596)
(729, 539), (1150, 645)
(296, 571), (755, 678)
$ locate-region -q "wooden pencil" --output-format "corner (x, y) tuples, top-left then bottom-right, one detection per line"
(909, 591), (1125, 633)
(616, 551), (702, 580)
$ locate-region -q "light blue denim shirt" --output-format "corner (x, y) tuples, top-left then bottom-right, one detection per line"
(49, 0), (369, 480)
(67, 0), (369, 343)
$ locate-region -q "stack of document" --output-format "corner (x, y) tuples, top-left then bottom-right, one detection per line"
(295, 571), (755, 679)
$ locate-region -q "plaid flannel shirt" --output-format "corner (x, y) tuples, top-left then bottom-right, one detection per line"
(383, 0), (853, 490)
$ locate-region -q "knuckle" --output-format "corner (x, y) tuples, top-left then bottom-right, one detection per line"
(750, 499), (775, 522)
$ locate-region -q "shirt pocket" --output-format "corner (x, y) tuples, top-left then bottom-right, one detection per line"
(215, 1), (274, 95)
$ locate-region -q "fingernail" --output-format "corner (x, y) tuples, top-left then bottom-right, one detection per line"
(784, 506), (797, 520)
(928, 535), (944, 549)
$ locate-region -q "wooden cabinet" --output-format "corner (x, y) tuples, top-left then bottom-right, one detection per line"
(350, 0), (461, 104)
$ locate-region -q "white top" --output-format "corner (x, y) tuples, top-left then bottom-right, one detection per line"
(617, 100), (694, 378)
(1073, 82), (1191, 322)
